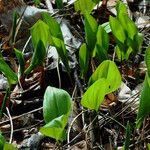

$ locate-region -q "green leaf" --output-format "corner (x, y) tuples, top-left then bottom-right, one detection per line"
(95, 25), (109, 62)
(41, 86), (72, 141)
(84, 13), (98, 54)
(109, 16), (126, 44)
(145, 45), (150, 76)
(30, 20), (50, 49)
(116, 44), (132, 61)
(148, 143), (150, 150)
(11, 11), (18, 44)
(136, 73), (150, 128)
(88, 60), (121, 93)
(42, 13), (63, 41)
(40, 115), (67, 141)
(116, 1), (127, 16)
(123, 121), (131, 150)
(3, 143), (18, 150)
(14, 48), (25, 76)
(81, 79), (108, 111)
(0, 57), (18, 85)
(101, 22), (111, 33)
(25, 40), (46, 75)
(52, 37), (70, 72)
(74, 0), (99, 14)
(43, 86), (72, 123)
(132, 33), (143, 53)
(56, 0), (64, 9)
(0, 132), (5, 150)
(34, 0), (41, 5)
(118, 13), (138, 40)
(79, 43), (89, 79)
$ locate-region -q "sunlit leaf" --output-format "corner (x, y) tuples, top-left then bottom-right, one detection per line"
(118, 14), (138, 40)
(43, 86), (72, 123)
(25, 40), (46, 75)
(0, 57), (18, 85)
(88, 60), (121, 93)
(74, 0), (99, 14)
(101, 22), (111, 33)
(81, 79), (108, 111)
(42, 13), (63, 41)
(84, 13), (98, 54)
(95, 25), (109, 62)
(3, 143), (18, 150)
(109, 16), (126, 44)
(41, 86), (72, 141)
(30, 20), (50, 49)
(116, 1), (127, 16)
(79, 43), (89, 79)
(40, 115), (67, 141)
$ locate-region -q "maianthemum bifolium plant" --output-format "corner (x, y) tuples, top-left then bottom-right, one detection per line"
(0, 0), (150, 148)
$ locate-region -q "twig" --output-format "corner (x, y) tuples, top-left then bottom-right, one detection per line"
(6, 107), (13, 143)
(0, 107), (43, 126)
(45, 0), (54, 13)
(67, 110), (87, 145)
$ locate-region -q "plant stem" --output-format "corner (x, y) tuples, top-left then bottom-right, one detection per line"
(0, 85), (11, 118)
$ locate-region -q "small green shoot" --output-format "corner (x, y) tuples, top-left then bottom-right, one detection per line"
(136, 45), (150, 128)
(94, 25), (109, 62)
(123, 121), (131, 150)
(74, 0), (100, 14)
(14, 49), (25, 76)
(42, 13), (70, 72)
(109, 1), (143, 60)
(79, 43), (89, 79)
(84, 13), (98, 55)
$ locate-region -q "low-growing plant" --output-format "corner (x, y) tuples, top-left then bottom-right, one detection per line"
(81, 60), (121, 111)
(109, 1), (143, 60)
(40, 86), (72, 142)
(79, 13), (109, 79)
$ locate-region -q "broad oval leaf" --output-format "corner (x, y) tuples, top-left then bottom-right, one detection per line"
(74, 0), (99, 14)
(84, 13), (98, 53)
(88, 60), (121, 93)
(42, 13), (63, 41)
(81, 79), (109, 111)
(118, 13), (138, 40)
(43, 86), (72, 123)
(30, 20), (50, 49)
(0, 58), (18, 85)
(79, 43), (89, 79)
(136, 73), (150, 128)
(40, 115), (67, 141)
(109, 16), (126, 44)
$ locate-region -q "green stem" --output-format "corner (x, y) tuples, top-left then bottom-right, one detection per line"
(0, 85), (11, 118)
